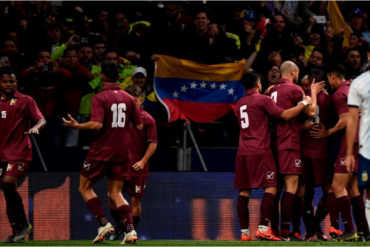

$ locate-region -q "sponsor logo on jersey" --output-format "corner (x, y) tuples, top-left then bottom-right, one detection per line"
(340, 158), (346, 166)
(294, 159), (301, 168)
(6, 163), (13, 172)
(18, 162), (25, 171)
(362, 171), (368, 182)
(135, 185), (141, 193)
(266, 171), (274, 180)
(83, 161), (91, 170)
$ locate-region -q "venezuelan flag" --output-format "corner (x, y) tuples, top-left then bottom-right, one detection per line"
(327, 1), (352, 47)
(10, 98), (16, 106)
(154, 55), (246, 123)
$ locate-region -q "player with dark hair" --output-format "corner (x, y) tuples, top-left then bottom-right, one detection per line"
(268, 61), (324, 241)
(311, 63), (366, 241)
(109, 85), (157, 240)
(0, 67), (46, 243)
(63, 63), (142, 244)
(235, 71), (312, 241)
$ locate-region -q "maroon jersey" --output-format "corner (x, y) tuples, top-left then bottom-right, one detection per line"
(236, 89), (284, 155)
(86, 83), (141, 162)
(129, 109), (157, 177)
(0, 91), (44, 162)
(269, 78), (304, 151)
(301, 90), (333, 158)
(333, 81), (359, 156)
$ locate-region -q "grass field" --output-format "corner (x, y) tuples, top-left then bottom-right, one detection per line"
(1, 240), (370, 246)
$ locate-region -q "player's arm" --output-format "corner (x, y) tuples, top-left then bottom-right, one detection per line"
(310, 111), (348, 138)
(63, 114), (103, 130)
(280, 96), (312, 120)
(304, 80), (325, 117)
(345, 107), (360, 173)
(25, 118), (46, 135)
(132, 142), (157, 171)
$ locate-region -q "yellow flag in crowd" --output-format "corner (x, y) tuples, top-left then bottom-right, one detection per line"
(327, 1), (353, 47)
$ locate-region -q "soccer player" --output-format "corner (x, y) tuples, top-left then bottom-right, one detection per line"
(63, 63), (142, 244)
(0, 67), (46, 243)
(109, 85), (157, 240)
(311, 64), (365, 241)
(345, 65), (370, 241)
(268, 61), (324, 241)
(299, 69), (333, 241)
(235, 72), (312, 241)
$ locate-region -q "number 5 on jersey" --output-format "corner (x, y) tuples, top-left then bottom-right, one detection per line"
(240, 105), (249, 129)
(111, 103), (126, 128)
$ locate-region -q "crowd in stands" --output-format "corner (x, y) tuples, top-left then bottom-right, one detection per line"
(0, 1), (369, 149)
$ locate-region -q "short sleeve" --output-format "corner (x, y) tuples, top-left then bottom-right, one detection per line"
(291, 86), (304, 104)
(263, 96), (284, 118)
(348, 81), (361, 108)
(333, 91), (348, 115)
(90, 95), (105, 122)
(145, 114), (157, 143)
(27, 97), (44, 121)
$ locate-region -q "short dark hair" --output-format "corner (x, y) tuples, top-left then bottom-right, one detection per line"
(125, 85), (145, 98)
(101, 62), (120, 82)
(241, 71), (259, 90)
(0, 66), (16, 76)
(326, 63), (346, 79)
(308, 68), (324, 83)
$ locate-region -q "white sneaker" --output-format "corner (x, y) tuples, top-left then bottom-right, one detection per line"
(121, 230), (138, 244)
(92, 222), (114, 243)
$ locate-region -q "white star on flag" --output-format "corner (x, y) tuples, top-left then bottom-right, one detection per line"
(200, 82), (207, 88)
(228, 88), (235, 95)
(220, 83), (226, 90)
(210, 83), (217, 89)
(180, 85), (188, 92)
(172, 91), (179, 98)
(190, 82), (197, 88)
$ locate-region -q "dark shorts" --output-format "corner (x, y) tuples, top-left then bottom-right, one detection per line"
(276, 150), (302, 175)
(234, 154), (277, 190)
(301, 157), (332, 186)
(125, 175), (148, 199)
(334, 153), (359, 174)
(80, 159), (129, 181)
(0, 161), (29, 179)
(358, 155), (370, 188)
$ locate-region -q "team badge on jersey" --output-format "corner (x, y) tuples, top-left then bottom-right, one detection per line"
(83, 161), (91, 170)
(6, 163), (13, 172)
(10, 98), (17, 106)
(340, 158), (346, 166)
(18, 162), (25, 171)
(266, 171), (274, 180)
(362, 171), (368, 182)
(135, 185), (142, 193)
(294, 159), (301, 168)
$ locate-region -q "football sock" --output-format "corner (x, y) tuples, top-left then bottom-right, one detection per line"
(292, 195), (303, 234)
(110, 209), (122, 226)
(117, 205), (134, 232)
(314, 195), (328, 226)
(281, 192), (295, 232)
(337, 196), (354, 232)
(237, 195), (249, 229)
(260, 193), (275, 226)
(86, 197), (109, 227)
(327, 192), (339, 229)
(271, 192), (280, 234)
(133, 216), (141, 229)
(2, 182), (27, 227)
(351, 196), (369, 235)
(366, 199), (370, 233)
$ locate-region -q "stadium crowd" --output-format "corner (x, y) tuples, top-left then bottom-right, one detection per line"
(1, 0), (370, 243)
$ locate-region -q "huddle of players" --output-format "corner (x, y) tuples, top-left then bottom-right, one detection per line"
(0, 63), (157, 244)
(234, 60), (367, 241)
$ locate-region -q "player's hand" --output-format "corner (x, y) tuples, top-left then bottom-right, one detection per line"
(62, 114), (78, 128)
(302, 119), (314, 130)
(132, 160), (145, 171)
(264, 85), (274, 95)
(344, 154), (355, 174)
(310, 123), (328, 138)
(25, 127), (39, 135)
(303, 96), (312, 105)
(311, 80), (325, 95)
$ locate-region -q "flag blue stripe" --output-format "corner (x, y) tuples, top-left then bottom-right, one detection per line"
(155, 77), (245, 103)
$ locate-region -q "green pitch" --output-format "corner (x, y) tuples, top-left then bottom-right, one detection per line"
(1, 240), (370, 246)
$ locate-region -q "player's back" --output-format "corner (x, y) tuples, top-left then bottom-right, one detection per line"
(88, 84), (141, 163)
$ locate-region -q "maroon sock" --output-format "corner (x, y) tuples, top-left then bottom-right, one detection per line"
(351, 196), (369, 235)
(117, 205), (134, 232)
(292, 196), (303, 234)
(260, 193), (275, 226)
(337, 196), (354, 232)
(237, 195), (249, 229)
(314, 196), (328, 225)
(86, 197), (108, 227)
(3, 182), (27, 227)
(327, 192), (339, 228)
(6, 202), (17, 234)
(110, 209), (122, 226)
(271, 192), (280, 234)
(281, 192), (295, 231)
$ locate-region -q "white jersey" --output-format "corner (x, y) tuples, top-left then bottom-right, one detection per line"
(348, 71), (370, 159)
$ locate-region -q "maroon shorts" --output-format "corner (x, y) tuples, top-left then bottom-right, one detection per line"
(276, 150), (302, 175)
(234, 154), (277, 190)
(125, 175), (148, 199)
(80, 159), (129, 181)
(301, 157), (333, 186)
(334, 153), (359, 174)
(0, 161), (29, 179)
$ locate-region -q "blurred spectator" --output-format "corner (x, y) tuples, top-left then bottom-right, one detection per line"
(1, 38), (26, 71)
(0, 54), (10, 68)
(92, 40), (106, 67)
(77, 43), (94, 69)
(344, 47), (362, 80)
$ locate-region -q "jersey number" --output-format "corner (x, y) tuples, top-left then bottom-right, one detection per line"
(240, 105), (249, 129)
(111, 103), (126, 128)
(1, 111), (6, 119)
(271, 91), (277, 103)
